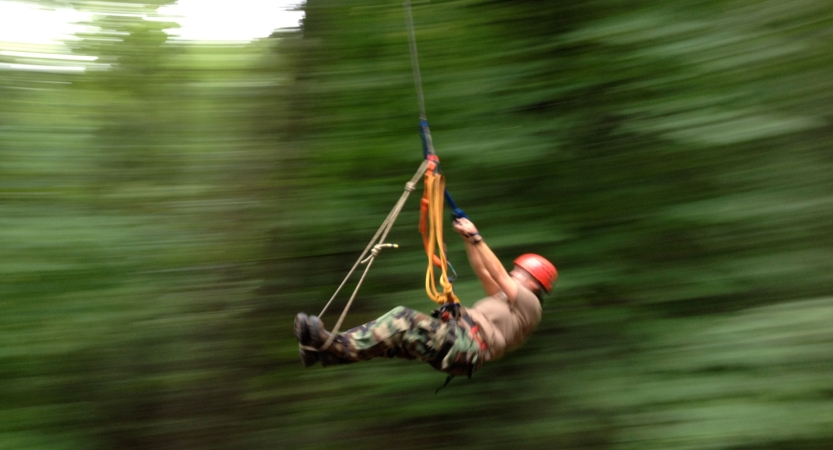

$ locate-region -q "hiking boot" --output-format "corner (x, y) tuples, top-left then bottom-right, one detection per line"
(308, 316), (351, 367)
(294, 312), (319, 368)
(308, 315), (331, 348)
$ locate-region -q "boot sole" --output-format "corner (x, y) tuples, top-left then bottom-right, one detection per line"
(294, 313), (318, 368)
(294, 313), (310, 345)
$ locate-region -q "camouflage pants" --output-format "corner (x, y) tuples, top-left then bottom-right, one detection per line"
(325, 306), (483, 376)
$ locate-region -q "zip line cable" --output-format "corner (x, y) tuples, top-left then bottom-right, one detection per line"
(403, 0), (426, 122)
(404, 0), (438, 158)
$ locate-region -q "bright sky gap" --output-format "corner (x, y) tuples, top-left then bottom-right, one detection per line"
(0, 0), (305, 72)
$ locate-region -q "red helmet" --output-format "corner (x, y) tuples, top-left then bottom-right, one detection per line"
(514, 254), (557, 293)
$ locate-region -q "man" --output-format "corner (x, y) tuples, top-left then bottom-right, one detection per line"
(293, 217), (557, 377)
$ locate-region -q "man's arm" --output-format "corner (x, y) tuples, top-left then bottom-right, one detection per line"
(453, 218), (519, 302)
(462, 237), (502, 296)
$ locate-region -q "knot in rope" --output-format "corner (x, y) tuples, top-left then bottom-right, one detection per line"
(360, 243), (399, 264)
(405, 181), (417, 192)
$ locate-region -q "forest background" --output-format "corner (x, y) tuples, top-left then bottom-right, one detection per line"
(2, 0), (833, 449)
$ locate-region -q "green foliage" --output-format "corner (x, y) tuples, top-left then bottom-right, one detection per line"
(2, 0), (833, 449)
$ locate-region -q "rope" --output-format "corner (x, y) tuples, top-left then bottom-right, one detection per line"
(404, 0), (439, 159)
(404, 0), (458, 305)
(420, 161), (459, 305)
(403, 0), (426, 122)
(317, 160), (430, 350)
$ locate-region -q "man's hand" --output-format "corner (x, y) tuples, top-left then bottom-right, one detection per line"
(453, 218), (481, 243)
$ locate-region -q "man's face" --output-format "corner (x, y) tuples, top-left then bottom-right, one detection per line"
(510, 267), (542, 292)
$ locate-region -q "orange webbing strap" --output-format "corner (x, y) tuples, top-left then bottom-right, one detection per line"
(420, 161), (459, 305)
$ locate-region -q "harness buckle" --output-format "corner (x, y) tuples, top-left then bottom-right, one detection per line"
(431, 302), (461, 321)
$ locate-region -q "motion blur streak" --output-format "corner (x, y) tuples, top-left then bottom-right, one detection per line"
(1, 0), (832, 450)
(0, 50), (98, 61)
(0, 62), (85, 72)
